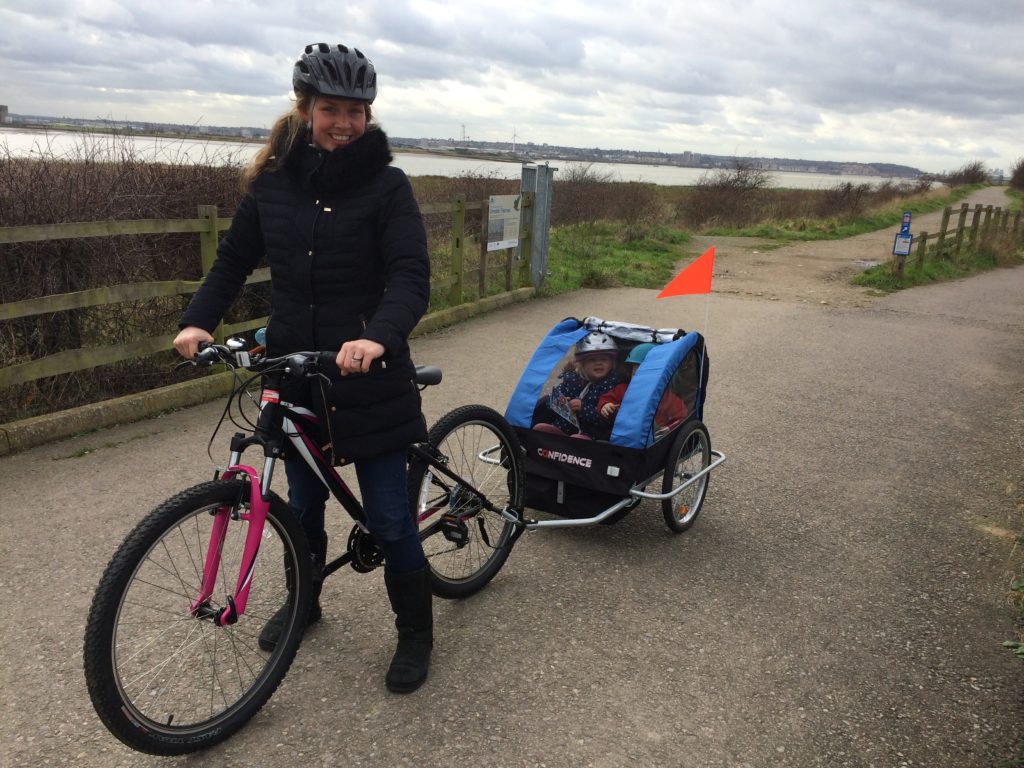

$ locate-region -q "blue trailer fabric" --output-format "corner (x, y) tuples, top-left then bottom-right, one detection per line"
(506, 317), (706, 450)
(608, 332), (700, 448)
(504, 318), (589, 429)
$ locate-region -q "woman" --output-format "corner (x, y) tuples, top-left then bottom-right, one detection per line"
(173, 42), (433, 694)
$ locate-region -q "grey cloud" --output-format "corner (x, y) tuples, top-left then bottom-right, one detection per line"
(2, 0), (1021, 171)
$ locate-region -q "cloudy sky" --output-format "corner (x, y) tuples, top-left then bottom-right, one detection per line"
(2, 0), (1021, 174)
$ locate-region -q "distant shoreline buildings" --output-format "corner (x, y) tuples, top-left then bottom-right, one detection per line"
(2, 109), (925, 178)
(394, 135), (923, 178)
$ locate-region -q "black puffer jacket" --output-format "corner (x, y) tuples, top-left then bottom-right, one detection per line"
(180, 128), (430, 461)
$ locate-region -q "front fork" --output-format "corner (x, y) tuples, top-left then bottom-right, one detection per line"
(191, 454), (279, 627)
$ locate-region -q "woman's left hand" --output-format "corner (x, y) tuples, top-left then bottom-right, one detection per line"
(337, 340), (385, 375)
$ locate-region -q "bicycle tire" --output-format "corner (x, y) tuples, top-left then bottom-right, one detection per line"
(409, 404), (524, 598)
(661, 420), (711, 533)
(83, 480), (311, 755)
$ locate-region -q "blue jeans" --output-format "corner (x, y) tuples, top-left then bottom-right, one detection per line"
(284, 448), (426, 574)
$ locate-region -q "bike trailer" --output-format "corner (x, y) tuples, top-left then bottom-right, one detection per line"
(505, 317), (709, 519)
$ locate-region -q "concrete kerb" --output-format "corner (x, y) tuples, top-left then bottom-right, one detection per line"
(0, 372), (236, 456)
(0, 287), (535, 456)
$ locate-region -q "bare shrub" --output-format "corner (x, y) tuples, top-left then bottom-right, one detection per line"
(551, 162), (620, 226)
(684, 160), (771, 228)
(945, 160), (988, 186)
(1010, 158), (1024, 192)
(0, 135), (251, 422)
(815, 179), (933, 220)
(614, 182), (667, 241)
(410, 170), (518, 206)
(818, 182), (870, 218)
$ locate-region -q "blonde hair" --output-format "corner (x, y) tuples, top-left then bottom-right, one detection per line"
(240, 94), (375, 190)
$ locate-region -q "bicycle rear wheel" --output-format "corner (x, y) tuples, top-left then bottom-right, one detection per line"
(83, 480), (311, 755)
(408, 405), (524, 598)
(661, 420), (711, 533)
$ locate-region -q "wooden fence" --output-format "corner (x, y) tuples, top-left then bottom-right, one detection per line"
(0, 195), (534, 390)
(897, 202), (1023, 276)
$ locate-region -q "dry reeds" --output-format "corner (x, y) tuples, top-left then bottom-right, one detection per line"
(0, 135), (256, 422)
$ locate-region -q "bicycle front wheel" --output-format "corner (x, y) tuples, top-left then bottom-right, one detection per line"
(83, 480), (311, 755)
(409, 405), (524, 599)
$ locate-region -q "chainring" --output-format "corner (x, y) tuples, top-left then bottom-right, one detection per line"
(347, 525), (385, 573)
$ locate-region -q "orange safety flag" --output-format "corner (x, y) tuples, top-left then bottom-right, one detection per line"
(656, 246), (715, 298)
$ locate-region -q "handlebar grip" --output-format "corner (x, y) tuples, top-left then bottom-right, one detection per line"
(316, 351), (339, 370)
(193, 343), (223, 366)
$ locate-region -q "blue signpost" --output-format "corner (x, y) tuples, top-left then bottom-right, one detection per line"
(892, 210), (913, 258)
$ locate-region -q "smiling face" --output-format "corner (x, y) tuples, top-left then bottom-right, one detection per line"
(304, 95), (367, 151)
(579, 353), (616, 381)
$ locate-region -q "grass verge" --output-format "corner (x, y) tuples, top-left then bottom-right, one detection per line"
(538, 223), (690, 297)
(704, 185), (980, 241)
(851, 247), (1024, 291)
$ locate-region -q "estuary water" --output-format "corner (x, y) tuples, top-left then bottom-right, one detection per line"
(0, 127), (899, 189)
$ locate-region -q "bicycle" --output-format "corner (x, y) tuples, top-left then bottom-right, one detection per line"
(82, 338), (525, 755)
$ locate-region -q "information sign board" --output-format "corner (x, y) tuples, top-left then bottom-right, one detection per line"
(487, 194), (522, 252)
(892, 232), (914, 256)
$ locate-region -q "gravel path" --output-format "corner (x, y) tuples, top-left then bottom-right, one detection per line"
(1, 186), (1021, 768)
(689, 186), (1013, 308)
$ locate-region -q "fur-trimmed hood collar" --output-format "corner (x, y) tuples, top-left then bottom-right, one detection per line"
(282, 127), (394, 194)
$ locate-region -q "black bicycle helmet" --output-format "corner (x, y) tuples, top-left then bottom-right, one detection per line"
(293, 42), (377, 103)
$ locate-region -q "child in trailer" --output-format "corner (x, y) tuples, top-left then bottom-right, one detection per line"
(598, 343), (688, 438)
(533, 331), (622, 440)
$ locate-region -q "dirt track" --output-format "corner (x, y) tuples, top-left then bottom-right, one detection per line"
(691, 186), (1013, 309)
(1, 187), (1022, 767)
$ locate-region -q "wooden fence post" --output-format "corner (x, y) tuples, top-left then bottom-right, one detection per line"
(1013, 211), (1022, 237)
(935, 206), (952, 255)
(953, 202), (969, 256)
(196, 204), (224, 343)
(449, 194), (465, 307)
(916, 232), (929, 265)
(982, 205), (994, 240)
(968, 205), (983, 248)
(478, 199), (488, 298)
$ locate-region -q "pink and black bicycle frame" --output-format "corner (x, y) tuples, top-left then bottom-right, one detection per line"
(190, 390), (358, 626)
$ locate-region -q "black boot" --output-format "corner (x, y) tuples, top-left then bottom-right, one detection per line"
(384, 567), (433, 693)
(258, 534), (326, 652)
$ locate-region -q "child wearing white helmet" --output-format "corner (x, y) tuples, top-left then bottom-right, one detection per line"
(534, 331), (622, 440)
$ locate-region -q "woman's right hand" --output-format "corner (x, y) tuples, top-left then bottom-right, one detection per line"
(173, 326), (215, 359)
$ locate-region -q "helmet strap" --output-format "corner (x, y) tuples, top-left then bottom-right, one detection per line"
(306, 95), (316, 145)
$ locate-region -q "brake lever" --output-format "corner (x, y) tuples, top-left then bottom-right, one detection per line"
(312, 352), (339, 386)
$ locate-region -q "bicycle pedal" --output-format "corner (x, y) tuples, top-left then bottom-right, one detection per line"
(439, 513), (469, 546)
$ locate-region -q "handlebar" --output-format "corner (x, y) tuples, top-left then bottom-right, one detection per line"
(179, 338), (443, 388)
(180, 340), (338, 379)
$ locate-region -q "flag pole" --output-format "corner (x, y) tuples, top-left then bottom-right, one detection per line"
(699, 285), (711, 419)
(655, 245), (716, 421)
